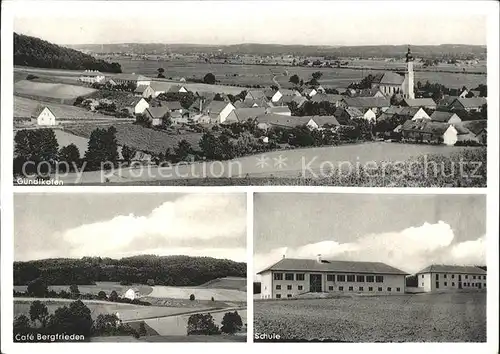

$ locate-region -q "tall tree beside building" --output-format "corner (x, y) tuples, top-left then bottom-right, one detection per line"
(84, 127), (119, 170)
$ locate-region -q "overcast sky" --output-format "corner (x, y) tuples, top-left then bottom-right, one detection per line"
(15, 193), (246, 262)
(12, 1), (487, 46)
(254, 194), (486, 276)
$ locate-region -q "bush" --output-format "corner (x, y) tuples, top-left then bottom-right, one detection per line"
(221, 311), (243, 334)
(26, 74), (39, 80)
(187, 313), (220, 335)
(189, 294), (195, 301)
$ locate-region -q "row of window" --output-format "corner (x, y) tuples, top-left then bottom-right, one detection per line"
(275, 286), (401, 298)
(274, 273), (384, 283)
(427, 274), (486, 280)
(276, 284), (302, 290)
(435, 282), (486, 288)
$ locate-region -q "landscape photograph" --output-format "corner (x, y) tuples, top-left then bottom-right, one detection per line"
(253, 193), (487, 342)
(11, 2), (487, 186)
(13, 192), (247, 342)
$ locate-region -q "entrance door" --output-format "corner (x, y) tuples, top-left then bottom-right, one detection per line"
(478, 283), (482, 289)
(310, 274), (322, 292)
(458, 282), (462, 289)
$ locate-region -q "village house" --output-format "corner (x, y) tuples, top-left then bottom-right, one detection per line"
(255, 114), (309, 130)
(458, 120), (487, 145)
(112, 73), (151, 87)
(189, 113), (211, 124)
(400, 120), (458, 145)
(416, 265), (486, 292)
(370, 72), (405, 96)
(448, 97), (487, 112)
(225, 107), (266, 123)
(134, 85), (155, 99)
(266, 106), (291, 116)
(170, 111), (189, 125)
(402, 98), (437, 110)
(79, 70), (106, 84)
(377, 106), (404, 122)
(128, 97), (149, 115)
(258, 256), (408, 299)
(333, 107), (364, 124)
(361, 108), (377, 122)
(340, 96), (390, 114)
(244, 90), (268, 102)
(352, 87), (386, 98)
(303, 116), (340, 130)
(436, 95), (459, 110)
(303, 87), (317, 98)
(204, 101), (235, 123)
(430, 111), (462, 124)
(266, 88), (299, 103)
(124, 288), (141, 300)
(143, 106), (169, 126)
(395, 107), (431, 121)
(32, 105), (57, 126)
(310, 93), (344, 107)
(161, 101), (184, 113)
(167, 84), (188, 94)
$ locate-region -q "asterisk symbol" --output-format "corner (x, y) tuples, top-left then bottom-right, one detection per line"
(256, 155), (270, 168)
(273, 155), (288, 169)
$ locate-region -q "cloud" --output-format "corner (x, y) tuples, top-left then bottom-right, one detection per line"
(254, 221), (485, 277)
(62, 194), (246, 260)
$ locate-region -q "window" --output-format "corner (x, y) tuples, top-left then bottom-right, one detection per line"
(337, 275), (346, 282)
(287, 285), (292, 290)
(465, 275), (468, 279)
(287, 294), (292, 298)
(276, 285), (281, 290)
(348, 286), (353, 291)
(356, 275), (365, 282)
(328, 286), (334, 291)
(396, 288), (400, 292)
(483, 276), (486, 280)
(421, 283), (424, 287)
(327, 274), (335, 282)
(359, 286), (364, 291)
(276, 294), (281, 299)
(376, 276), (384, 283)
(436, 282), (439, 289)
(387, 287), (392, 292)
(378, 287), (382, 292)
(436, 274), (439, 280)
(298, 285), (303, 291)
(484, 283), (486, 288)
(473, 276), (476, 279)
(285, 273), (294, 281)
(274, 273), (283, 280)
(452, 274), (455, 279)
(296, 274), (305, 281)
(444, 282), (447, 286)
(339, 286), (344, 291)
(369, 287), (373, 291)
(367, 275), (374, 283)
(444, 274), (447, 279)
(421, 274), (424, 278)
(452, 282), (455, 287)
(347, 275), (355, 282)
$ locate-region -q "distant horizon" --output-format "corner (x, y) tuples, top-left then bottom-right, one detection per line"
(14, 254), (247, 263)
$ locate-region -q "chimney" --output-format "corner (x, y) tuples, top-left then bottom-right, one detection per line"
(316, 254), (322, 263)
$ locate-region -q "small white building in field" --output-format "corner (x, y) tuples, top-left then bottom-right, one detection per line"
(124, 288), (140, 300)
(258, 256), (408, 299)
(129, 97), (150, 115)
(416, 265), (486, 292)
(32, 105), (57, 126)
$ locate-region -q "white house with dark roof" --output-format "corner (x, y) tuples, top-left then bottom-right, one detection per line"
(112, 73), (151, 87)
(402, 98), (437, 110)
(258, 256), (408, 299)
(134, 85), (155, 98)
(79, 70), (105, 84)
(430, 111), (462, 124)
(33, 105), (57, 126)
(204, 101), (235, 123)
(416, 265), (486, 292)
(370, 72), (405, 96)
(128, 97), (149, 115)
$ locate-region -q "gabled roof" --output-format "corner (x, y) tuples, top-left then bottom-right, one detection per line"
(372, 72), (405, 85)
(205, 100), (232, 115)
(266, 106), (291, 114)
(162, 101), (183, 111)
(401, 120), (451, 135)
(416, 264), (486, 275)
(403, 98), (436, 107)
(258, 258), (408, 275)
(430, 111), (459, 122)
(128, 97), (148, 107)
(384, 106), (405, 115)
(343, 96), (390, 108)
(453, 97), (487, 108)
(397, 107), (423, 118)
(310, 93), (344, 103)
(353, 87), (385, 97)
(134, 85), (152, 93)
(255, 114), (310, 128)
(167, 85), (187, 93)
(345, 107), (364, 118)
(437, 95), (459, 108)
(145, 106), (169, 119)
(231, 107), (266, 121)
(458, 119), (487, 135)
(245, 90), (267, 101)
(307, 115), (340, 127)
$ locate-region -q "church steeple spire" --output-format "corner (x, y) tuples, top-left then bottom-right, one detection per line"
(405, 46), (414, 63)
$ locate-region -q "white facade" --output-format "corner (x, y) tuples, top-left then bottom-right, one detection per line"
(443, 125), (458, 146)
(79, 70), (105, 84)
(418, 272), (486, 292)
(363, 108), (377, 122)
(36, 107), (57, 126)
(134, 98), (150, 115)
(447, 113), (462, 124)
(411, 108), (431, 121)
(124, 289), (138, 300)
(216, 103), (236, 124)
(260, 270), (406, 299)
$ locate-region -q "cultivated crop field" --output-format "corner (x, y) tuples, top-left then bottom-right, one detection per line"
(14, 80), (96, 100)
(14, 281), (154, 297)
(199, 277), (247, 291)
(254, 292), (486, 342)
(117, 59), (487, 90)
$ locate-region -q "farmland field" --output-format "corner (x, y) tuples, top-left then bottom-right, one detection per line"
(199, 277), (247, 291)
(13, 281), (153, 297)
(116, 59), (487, 90)
(14, 80), (96, 100)
(148, 285), (246, 302)
(254, 292), (486, 342)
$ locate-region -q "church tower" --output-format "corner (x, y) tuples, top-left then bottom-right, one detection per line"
(403, 46), (415, 99)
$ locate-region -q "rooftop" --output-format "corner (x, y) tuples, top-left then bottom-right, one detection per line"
(258, 258), (408, 275)
(343, 96), (390, 108)
(417, 265), (486, 275)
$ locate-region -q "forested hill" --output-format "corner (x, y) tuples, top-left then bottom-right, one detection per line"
(14, 255), (246, 286)
(14, 33), (122, 73)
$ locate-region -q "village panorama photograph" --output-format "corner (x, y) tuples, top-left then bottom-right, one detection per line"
(12, 192), (247, 342)
(253, 193), (487, 342)
(10, 1), (488, 186)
